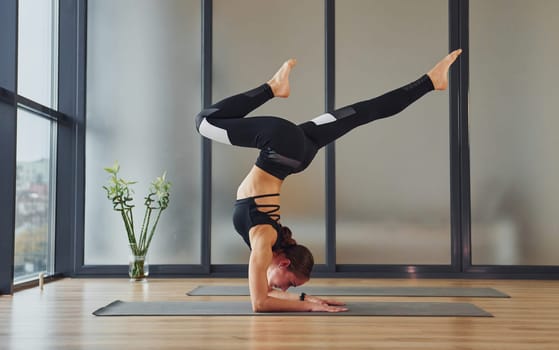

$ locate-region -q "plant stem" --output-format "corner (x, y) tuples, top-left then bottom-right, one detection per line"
(142, 209), (162, 256)
(139, 207), (152, 251)
(120, 205), (137, 253)
(130, 257), (145, 280)
(139, 205), (150, 250)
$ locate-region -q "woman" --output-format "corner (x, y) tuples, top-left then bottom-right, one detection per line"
(195, 49), (462, 312)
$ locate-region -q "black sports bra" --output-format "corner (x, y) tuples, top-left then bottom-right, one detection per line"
(232, 193), (283, 250)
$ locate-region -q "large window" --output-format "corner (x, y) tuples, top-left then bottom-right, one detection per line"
(212, 0), (326, 264)
(14, 0), (58, 283)
(335, 0), (449, 264)
(85, 0), (202, 265)
(14, 110), (56, 282)
(470, 0), (559, 265)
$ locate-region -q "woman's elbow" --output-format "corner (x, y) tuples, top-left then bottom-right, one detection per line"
(251, 299), (268, 313)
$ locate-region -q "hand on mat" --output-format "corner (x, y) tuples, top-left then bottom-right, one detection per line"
(305, 295), (347, 309)
(305, 295), (345, 305)
(309, 302), (349, 313)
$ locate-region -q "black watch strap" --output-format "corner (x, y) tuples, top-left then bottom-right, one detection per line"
(299, 292), (306, 301)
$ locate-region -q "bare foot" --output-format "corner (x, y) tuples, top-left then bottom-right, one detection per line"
(427, 49), (462, 90)
(267, 58), (297, 98)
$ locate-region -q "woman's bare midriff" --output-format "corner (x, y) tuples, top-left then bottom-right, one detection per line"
(238, 165), (284, 234)
(236, 165), (283, 199)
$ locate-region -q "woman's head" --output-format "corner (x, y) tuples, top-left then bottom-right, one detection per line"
(267, 226), (314, 291)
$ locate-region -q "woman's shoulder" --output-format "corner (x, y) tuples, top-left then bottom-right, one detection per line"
(249, 224), (279, 249)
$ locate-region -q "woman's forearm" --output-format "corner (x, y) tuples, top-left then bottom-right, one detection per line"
(267, 289), (300, 301)
(253, 295), (313, 312)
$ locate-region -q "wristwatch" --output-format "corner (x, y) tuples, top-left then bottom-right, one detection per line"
(299, 292), (306, 301)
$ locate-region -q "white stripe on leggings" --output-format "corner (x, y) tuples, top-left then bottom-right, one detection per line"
(310, 113), (337, 126)
(199, 118), (232, 145)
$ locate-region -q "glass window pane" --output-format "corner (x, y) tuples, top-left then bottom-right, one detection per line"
(470, 0), (559, 265)
(336, 0), (450, 264)
(18, 0), (58, 108)
(14, 109), (55, 282)
(85, 0), (202, 265)
(212, 0), (326, 264)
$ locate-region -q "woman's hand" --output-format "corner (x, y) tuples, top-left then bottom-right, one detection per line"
(308, 301), (348, 312)
(305, 295), (347, 307)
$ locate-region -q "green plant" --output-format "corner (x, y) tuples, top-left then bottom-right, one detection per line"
(102, 161), (171, 270)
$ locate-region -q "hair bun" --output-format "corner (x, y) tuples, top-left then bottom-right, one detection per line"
(280, 226), (297, 247)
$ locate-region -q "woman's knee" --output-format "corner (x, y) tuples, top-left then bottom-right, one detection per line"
(195, 108), (219, 131)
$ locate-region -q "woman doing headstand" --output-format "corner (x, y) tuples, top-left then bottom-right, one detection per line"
(195, 49), (462, 312)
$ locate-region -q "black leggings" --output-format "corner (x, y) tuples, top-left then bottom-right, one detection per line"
(195, 75), (434, 179)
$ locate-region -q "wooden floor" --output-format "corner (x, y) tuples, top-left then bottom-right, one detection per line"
(1, 278), (559, 349)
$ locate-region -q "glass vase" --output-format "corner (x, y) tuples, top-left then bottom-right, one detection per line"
(129, 254), (149, 281)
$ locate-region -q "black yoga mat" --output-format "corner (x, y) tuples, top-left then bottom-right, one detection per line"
(186, 285), (510, 298)
(93, 300), (492, 317)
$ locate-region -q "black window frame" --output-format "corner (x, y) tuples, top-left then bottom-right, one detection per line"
(0, 0), (86, 295)
(2, 0), (558, 294)
(70, 0), (559, 280)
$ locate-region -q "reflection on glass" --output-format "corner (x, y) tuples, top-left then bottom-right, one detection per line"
(17, 0), (58, 108)
(14, 109), (54, 282)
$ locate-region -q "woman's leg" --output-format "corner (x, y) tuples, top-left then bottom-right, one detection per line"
(299, 75), (434, 148)
(194, 84), (275, 145)
(195, 59), (296, 146)
(299, 50), (462, 148)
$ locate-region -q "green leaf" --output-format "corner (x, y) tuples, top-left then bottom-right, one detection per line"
(103, 161), (120, 174)
(103, 164), (171, 254)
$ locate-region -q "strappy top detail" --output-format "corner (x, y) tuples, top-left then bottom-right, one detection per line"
(232, 193), (283, 250)
(250, 193), (281, 223)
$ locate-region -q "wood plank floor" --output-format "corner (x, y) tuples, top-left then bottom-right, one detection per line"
(1, 278), (559, 349)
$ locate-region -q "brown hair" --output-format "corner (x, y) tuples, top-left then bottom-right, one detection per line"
(276, 226), (314, 279)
